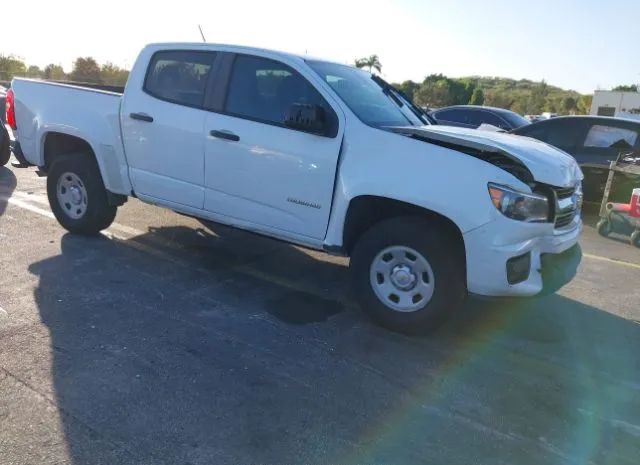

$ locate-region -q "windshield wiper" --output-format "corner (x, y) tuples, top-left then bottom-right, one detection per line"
(371, 75), (404, 107)
(371, 75), (432, 125)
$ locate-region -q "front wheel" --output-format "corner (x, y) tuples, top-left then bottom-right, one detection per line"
(350, 216), (466, 334)
(47, 153), (117, 235)
(631, 230), (640, 248)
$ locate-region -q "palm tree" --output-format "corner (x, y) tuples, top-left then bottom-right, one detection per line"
(354, 55), (382, 74)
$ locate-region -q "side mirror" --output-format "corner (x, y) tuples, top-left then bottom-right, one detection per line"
(284, 103), (327, 135)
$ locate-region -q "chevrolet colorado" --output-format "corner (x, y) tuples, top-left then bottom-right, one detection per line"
(8, 43), (583, 332)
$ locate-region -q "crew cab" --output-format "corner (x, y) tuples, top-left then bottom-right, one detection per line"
(8, 43), (584, 332)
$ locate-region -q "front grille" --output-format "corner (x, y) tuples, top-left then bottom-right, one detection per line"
(552, 186), (579, 229)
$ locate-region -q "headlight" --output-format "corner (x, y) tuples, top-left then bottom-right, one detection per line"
(488, 183), (550, 223)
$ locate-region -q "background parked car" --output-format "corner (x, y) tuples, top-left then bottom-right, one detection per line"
(429, 105), (531, 131)
(512, 116), (640, 202)
(1, 85), (10, 165)
(1, 85), (7, 124)
(1, 122), (10, 166)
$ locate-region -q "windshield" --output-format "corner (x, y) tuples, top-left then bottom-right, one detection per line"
(501, 111), (531, 129)
(307, 60), (423, 128)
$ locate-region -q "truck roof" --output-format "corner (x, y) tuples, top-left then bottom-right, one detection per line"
(145, 42), (345, 67)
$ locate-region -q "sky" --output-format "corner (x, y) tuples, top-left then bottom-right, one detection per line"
(2, 0), (639, 93)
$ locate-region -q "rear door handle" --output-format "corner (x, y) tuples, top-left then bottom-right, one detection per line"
(209, 130), (240, 142)
(130, 112), (154, 123)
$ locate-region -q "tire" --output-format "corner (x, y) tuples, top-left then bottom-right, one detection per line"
(631, 231), (640, 248)
(0, 126), (10, 167)
(47, 153), (117, 235)
(350, 216), (466, 334)
(597, 219), (611, 237)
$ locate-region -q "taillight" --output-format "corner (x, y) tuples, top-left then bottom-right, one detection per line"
(5, 88), (17, 130)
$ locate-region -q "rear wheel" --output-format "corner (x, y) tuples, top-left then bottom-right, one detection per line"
(631, 230), (640, 248)
(350, 216), (466, 334)
(597, 219), (611, 237)
(0, 126), (10, 166)
(47, 153), (117, 235)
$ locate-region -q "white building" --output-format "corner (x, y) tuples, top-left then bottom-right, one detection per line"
(590, 90), (640, 120)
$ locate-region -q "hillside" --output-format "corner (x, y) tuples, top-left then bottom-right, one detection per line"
(394, 75), (592, 115)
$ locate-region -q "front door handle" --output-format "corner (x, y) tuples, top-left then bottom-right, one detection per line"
(210, 130), (240, 142)
(130, 112), (154, 123)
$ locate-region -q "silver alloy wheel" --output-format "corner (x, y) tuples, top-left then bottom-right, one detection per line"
(369, 245), (435, 312)
(56, 172), (88, 220)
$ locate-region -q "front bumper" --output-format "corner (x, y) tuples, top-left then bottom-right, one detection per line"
(464, 216), (582, 297)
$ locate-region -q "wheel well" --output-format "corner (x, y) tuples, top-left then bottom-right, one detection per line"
(343, 196), (466, 260)
(41, 132), (127, 207)
(43, 132), (94, 171)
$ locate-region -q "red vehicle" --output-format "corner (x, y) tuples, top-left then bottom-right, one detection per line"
(598, 188), (640, 247)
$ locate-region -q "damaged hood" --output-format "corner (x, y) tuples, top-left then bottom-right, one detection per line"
(392, 125), (583, 187)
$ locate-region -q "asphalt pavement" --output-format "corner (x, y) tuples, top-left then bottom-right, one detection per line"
(1, 157), (639, 465)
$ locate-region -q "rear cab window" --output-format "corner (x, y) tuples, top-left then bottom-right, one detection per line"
(144, 50), (216, 108)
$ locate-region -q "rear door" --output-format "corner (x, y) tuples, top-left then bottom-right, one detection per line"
(202, 53), (344, 239)
(121, 50), (216, 209)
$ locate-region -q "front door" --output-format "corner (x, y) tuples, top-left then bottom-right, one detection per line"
(203, 54), (344, 240)
(121, 50), (216, 209)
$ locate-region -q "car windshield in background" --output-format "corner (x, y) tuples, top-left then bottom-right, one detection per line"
(307, 60), (423, 128)
(501, 111), (530, 129)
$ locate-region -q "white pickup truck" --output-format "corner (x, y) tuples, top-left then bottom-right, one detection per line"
(8, 43), (583, 332)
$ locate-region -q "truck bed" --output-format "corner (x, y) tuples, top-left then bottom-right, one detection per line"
(11, 78), (131, 195)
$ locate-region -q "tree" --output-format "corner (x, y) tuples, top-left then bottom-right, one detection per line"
(469, 88), (485, 106)
(44, 64), (66, 80)
(612, 84), (638, 92)
(70, 57), (101, 83)
(100, 62), (129, 86)
(0, 54), (27, 80)
(577, 94), (593, 114)
(415, 80), (454, 108)
(394, 80), (420, 102)
(525, 80), (549, 114)
(483, 90), (514, 109)
(562, 96), (577, 114)
(26, 65), (43, 78)
(354, 55), (382, 74)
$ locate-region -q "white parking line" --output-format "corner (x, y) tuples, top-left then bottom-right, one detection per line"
(4, 196), (55, 219)
(2, 194), (144, 239)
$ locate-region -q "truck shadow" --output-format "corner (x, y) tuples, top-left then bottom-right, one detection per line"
(27, 226), (640, 465)
(0, 166), (17, 218)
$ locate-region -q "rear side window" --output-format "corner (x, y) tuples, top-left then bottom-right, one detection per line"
(144, 51), (215, 107)
(225, 55), (331, 130)
(584, 124), (638, 149)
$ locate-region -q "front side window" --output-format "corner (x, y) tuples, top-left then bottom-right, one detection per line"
(144, 51), (215, 107)
(584, 124), (638, 149)
(307, 60), (422, 128)
(225, 55), (330, 128)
